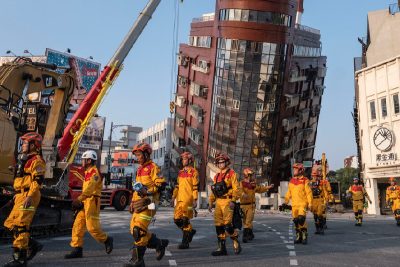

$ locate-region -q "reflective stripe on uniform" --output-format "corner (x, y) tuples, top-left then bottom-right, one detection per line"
(139, 214), (153, 221)
(18, 206), (35, 211)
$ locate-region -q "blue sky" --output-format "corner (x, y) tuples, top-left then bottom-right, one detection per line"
(0, 0), (393, 170)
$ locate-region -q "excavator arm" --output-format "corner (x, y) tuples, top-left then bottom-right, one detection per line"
(57, 0), (161, 163)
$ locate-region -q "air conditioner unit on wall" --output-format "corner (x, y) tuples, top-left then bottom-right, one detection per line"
(201, 87), (208, 98)
(176, 96), (186, 108)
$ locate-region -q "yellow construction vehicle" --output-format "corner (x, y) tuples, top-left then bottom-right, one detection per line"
(0, 0), (162, 237)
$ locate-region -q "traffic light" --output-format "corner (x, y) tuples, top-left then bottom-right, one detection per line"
(169, 101), (175, 114)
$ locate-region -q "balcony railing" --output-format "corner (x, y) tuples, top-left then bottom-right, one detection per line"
(192, 13), (215, 22)
(295, 24), (320, 35)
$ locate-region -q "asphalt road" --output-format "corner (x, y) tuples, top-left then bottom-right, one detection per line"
(1, 208), (400, 267)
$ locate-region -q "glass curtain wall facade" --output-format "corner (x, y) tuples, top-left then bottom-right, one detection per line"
(208, 38), (287, 177)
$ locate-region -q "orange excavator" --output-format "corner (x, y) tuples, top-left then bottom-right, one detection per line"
(0, 0), (162, 238)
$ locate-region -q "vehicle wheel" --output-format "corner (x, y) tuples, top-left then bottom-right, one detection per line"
(113, 192), (128, 211)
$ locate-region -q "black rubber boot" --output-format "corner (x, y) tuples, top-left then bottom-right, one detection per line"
(396, 217), (400, 226)
(178, 231), (190, 249)
(187, 229), (196, 243)
(104, 236), (113, 254)
(232, 236), (242, 255)
(27, 238), (43, 261)
(248, 228), (254, 240)
(301, 229), (308, 245)
(4, 248), (27, 267)
(294, 229), (302, 244)
(147, 234), (169, 261)
(322, 217), (328, 229)
(318, 217), (325, 235)
(242, 228), (249, 243)
(211, 238), (227, 256)
(123, 246), (146, 267)
(314, 222), (321, 234)
(64, 247), (83, 259)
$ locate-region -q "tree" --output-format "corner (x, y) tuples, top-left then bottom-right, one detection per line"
(334, 167), (359, 193)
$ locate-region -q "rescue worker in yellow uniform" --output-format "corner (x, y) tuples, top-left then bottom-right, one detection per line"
(208, 153), (242, 256)
(125, 143), (169, 267)
(320, 174), (334, 229)
(171, 152), (199, 249)
(309, 166), (327, 235)
(240, 168), (273, 243)
(385, 177), (400, 226)
(347, 177), (371, 226)
(284, 163), (312, 244)
(4, 133), (45, 267)
(65, 150), (113, 259)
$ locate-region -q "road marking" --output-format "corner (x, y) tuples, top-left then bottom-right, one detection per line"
(286, 245), (295, 250)
(268, 226), (271, 229)
(262, 224), (267, 226)
(290, 251), (296, 257)
(169, 259), (177, 266)
(288, 232), (293, 236)
(290, 259), (298, 265)
(280, 236), (285, 239)
(166, 250), (172, 256)
(272, 229), (276, 232)
(276, 232), (281, 234)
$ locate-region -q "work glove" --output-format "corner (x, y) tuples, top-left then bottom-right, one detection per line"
(72, 199), (83, 210)
(132, 197), (151, 213)
(23, 196), (32, 209)
(208, 203), (214, 213)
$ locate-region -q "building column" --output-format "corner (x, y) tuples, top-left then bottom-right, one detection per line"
(366, 178), (380, 215)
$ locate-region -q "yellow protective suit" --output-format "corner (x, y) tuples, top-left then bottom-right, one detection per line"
(386, 185), (400, 223)
(309, 178), (327, 217)
(70, 165), (108, 248)
(348, 184), (369, 225)
(309, 178), (328, 233)
(321, 179), (333, 226)
(240, 181), (269, 229)
(209, 168), (241, 240)
(130, 160), (165, 247)
(4, 153), (45, 249)
(173, 166), (199, 232)
(284, 176), (312, 233)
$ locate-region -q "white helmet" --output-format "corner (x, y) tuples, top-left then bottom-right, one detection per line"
(81, 150), (98, 161)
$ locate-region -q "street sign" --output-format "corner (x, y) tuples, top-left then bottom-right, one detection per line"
(302, 161), (313, 168)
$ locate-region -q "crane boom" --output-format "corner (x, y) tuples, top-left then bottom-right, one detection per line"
(57, 0), (161, 161)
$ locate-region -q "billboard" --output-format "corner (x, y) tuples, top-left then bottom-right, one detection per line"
(45, 48), (101, 104)
(73, 116), (106, 166)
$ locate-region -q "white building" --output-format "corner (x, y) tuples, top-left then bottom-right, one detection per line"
(354, 4), (400, 215)
(344, 155), (359, 169)
(137, 118), (173, 177)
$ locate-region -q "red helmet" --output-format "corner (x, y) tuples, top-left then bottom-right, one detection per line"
(21, 132), (42, 149)
(243, 168), (254, 176)
(215, 153), (230, 164)
(293, 163), (304, 172)
(181, 152), (193, 162)
(389, 177), (396, 183)
(132, 143), (152, 155)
